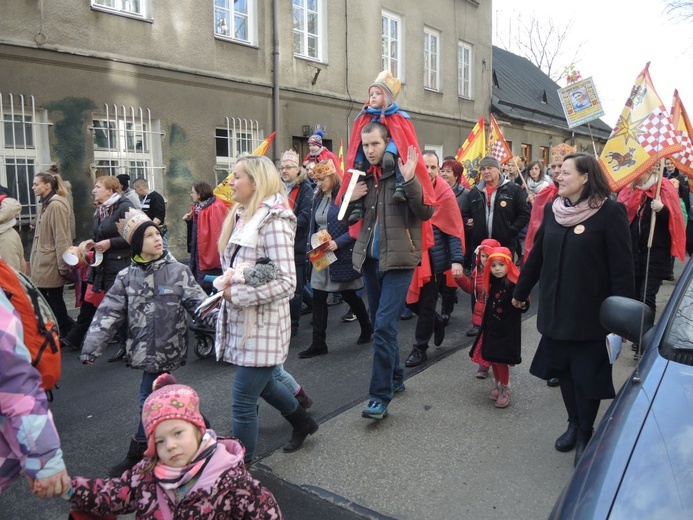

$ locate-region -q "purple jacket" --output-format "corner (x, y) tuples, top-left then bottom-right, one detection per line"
(0, 290), (65, 493)
(69, 436), (282, 519)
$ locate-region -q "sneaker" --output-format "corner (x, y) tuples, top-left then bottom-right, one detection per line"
(489, 382), (500, 401)
(466, 326), (480, 337)
(362, 399), (388, 420)
(495, 384), (511, 408)
(476, 366), (490, 379)
(392, 380), (406, 394)
(341, 308), (356, 322)
(327, 294), (343, 306)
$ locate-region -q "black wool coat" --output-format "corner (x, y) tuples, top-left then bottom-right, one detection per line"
(471, 276), (527, 365)
(514, 198), (635, 342)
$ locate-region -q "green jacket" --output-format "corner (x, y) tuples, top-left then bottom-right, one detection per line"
(348, 167), (434, 272)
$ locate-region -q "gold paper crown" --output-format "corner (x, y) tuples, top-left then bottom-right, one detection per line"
(371, 70), (402, 103)
(117, 209), (152, 245)
(550, 143), (576, 164)
(281, 149), (300, 166)
(312, 159), (337, 180)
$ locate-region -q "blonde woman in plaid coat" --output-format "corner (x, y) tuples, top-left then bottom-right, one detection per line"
(216, 155), (318, 464)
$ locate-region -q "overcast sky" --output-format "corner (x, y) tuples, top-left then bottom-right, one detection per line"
(492, 0), (693, 128)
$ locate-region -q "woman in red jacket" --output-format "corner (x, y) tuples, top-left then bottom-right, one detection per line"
(184, 182), (229, 293)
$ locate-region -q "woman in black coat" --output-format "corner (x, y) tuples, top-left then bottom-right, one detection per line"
(298, 160), (373, 359)
(512, 153), (634, 467)
(62, 175), (133, 359)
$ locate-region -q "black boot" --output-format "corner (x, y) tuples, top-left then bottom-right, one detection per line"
(282, 406), (319, 453)
(352, 297), (373, 345)
(294, 386), (313, 409)
(108, 437), (147, 477)
(555, 422), (578, 452)
(108, 344), (126, 362)
(574, 429), (593, 467)
(299, 297), (328, 358)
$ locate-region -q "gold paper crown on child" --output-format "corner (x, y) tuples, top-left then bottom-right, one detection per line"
(117, 209), (153, 245)
(371, 70), (402, 102)
(281, 149), (300, 167)
(312, 159), (337, 180)
(550, 143), (576, 164)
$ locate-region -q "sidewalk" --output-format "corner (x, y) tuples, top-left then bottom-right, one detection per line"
(260, 275), (680, 519)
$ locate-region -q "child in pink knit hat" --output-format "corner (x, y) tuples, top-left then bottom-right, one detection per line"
(65, 374), (283, 519)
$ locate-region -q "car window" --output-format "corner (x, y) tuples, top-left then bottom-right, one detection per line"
(663, 272), (693, 354)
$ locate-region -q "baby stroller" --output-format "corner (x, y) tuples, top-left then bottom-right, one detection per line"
(190, 275), (219, 359)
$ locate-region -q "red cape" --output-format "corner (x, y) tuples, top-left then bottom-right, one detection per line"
(524, 184), (557, 258)
(617, 177), (686, 261)
(407, 179), (465, 303)
(338, 113), (435, 206)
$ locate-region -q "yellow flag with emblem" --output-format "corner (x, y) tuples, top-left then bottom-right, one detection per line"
(455, 116), (486, 186)
(598, 63), (683, 192)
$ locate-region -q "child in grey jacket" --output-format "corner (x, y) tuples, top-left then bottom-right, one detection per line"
(80, 209), (210, 479)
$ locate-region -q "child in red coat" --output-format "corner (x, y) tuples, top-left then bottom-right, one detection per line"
(468, 247), (528, 408)
(455, 238), (500, 379)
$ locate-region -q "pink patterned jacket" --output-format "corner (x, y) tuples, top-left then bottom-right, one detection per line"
(69, 438), (282, 519)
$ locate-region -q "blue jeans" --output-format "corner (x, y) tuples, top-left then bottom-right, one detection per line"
(232, 365), (298, 462)
(273, 364), (299, 394)
(135, 370), (165, 441)
(362, 258), (413, 406)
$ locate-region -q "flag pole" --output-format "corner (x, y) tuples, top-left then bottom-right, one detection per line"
(586, 122), (598, 156)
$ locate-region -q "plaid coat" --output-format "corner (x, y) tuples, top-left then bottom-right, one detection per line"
(216, 204), (296, 367)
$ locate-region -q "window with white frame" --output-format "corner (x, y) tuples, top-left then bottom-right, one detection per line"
(91, 0), (152, 20)
(293, 0), (324, 61)
(381, 10), (403, 79)
(214, 0), (257, 45)
(90, 105), (163, 190)
(214, 118), (263, 182)
(458, 41), (473, 99)
(0, 94), (51, 223)
(424, 27), (440, 91)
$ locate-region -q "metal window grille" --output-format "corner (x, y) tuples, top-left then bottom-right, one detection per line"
(89, 104), (164, 191)
(214, 118), (264, 184)
(0, 93), (52, 224)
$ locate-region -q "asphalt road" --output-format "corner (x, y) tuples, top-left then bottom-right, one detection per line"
(2, 282), (486, 519)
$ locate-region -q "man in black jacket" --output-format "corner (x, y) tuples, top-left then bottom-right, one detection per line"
(466, 156), (530, 258)
(404, 151), (464, 367)
(133, 178), (167, 246)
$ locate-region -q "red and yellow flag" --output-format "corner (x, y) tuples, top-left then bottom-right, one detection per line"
(670, 90), (693, 178)
(338, 139), (345, 178)
(456, 116), (485, 185)
(599, 63), (683, 192)
(487, 115), (513, 165)
(252, 131), (276, 156)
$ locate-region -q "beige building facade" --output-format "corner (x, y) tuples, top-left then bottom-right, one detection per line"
(0, 0), (492, 255)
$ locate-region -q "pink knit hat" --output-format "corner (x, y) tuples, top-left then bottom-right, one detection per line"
(141, 374), (206, 457)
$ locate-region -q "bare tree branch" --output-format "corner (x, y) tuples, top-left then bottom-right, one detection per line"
(666, 1), (693, 20)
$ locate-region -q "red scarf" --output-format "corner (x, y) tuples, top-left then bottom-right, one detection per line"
(407, 179), (465, 303)
(617, 177), (686, 261)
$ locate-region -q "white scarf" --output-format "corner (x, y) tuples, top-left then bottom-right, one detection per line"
(229, 195), (285, 248)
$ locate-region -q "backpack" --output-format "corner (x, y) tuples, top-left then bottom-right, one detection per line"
(0, 259), (61, 397)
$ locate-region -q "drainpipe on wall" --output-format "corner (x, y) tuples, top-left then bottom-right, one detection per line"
(272, 0), (280, 161)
